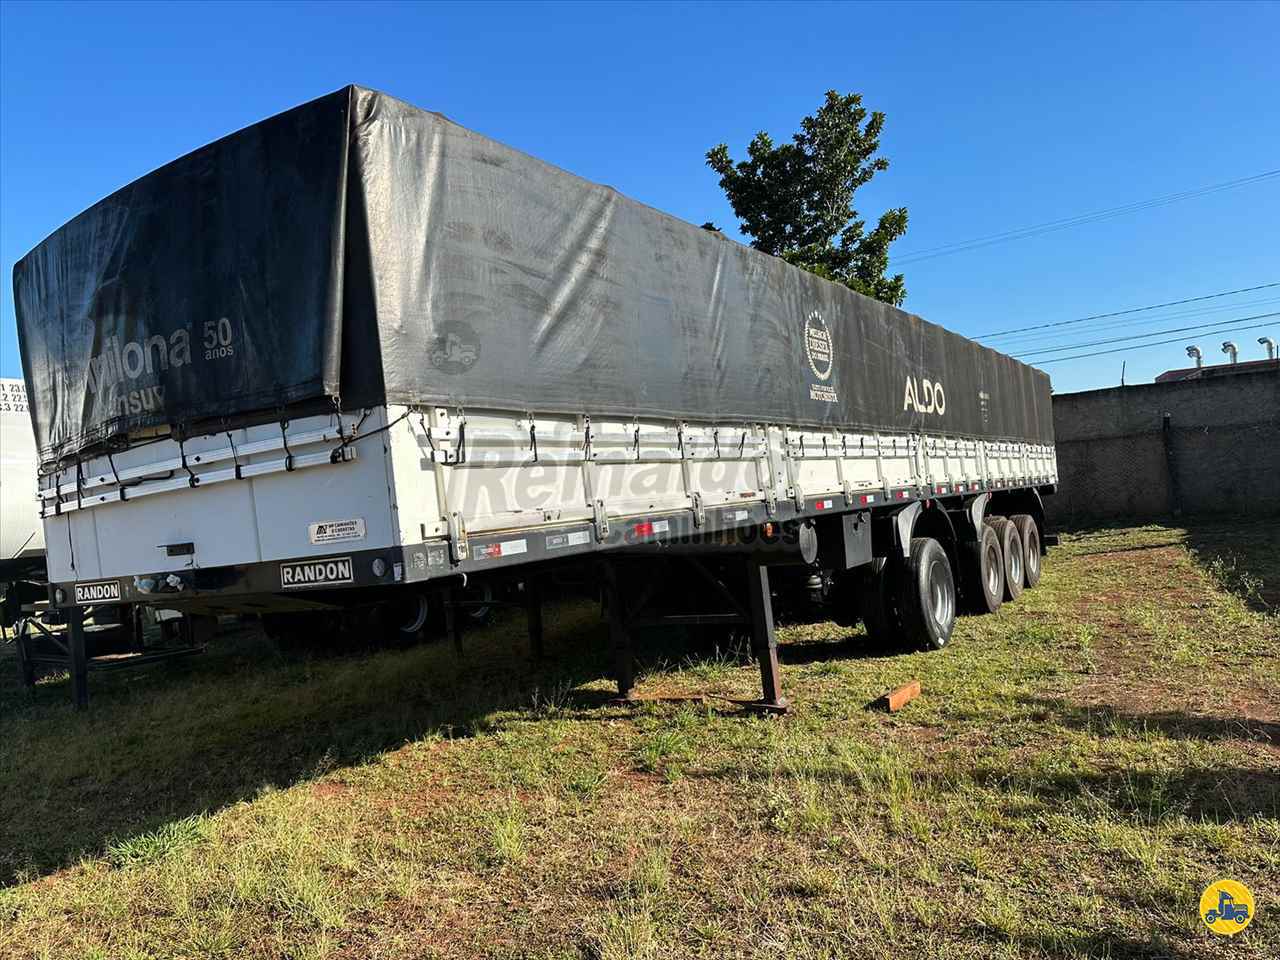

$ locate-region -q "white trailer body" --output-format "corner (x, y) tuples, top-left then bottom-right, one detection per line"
(36, 402), (1054, 609)
(1, 378), (44, 567)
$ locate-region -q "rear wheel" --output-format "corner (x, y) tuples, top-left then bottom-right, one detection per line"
(898, 537), (957, 651)
(855, 560), (901, 649)
(987, 517), (1024, 602)
(962, 522), (1004, 615)
(383, 592), (431, 646)
(1010, 514), (1041, 588)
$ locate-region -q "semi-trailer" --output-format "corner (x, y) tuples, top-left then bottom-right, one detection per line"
(1, 377), (47, 625)
(13, 86), (1057, 709)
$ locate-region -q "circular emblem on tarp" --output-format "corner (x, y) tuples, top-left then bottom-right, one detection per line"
(429, 320), (481, 374)
(804, 310), (833, 382)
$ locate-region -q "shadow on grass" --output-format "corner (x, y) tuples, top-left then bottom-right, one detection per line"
(1183, 516), (1280, 612)
(1021, 696), (1279, 748)
(0, 606), (615, 885)
(0, 596), (876, 886)
(964, 926), (1207, 960)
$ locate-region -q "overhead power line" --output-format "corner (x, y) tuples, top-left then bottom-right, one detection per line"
(995, 295), (1280, 349)
(890, 170), (1280, 266)
(1013, 310), (1280, 359)
(1028, 319), (1279, 365)
(975, 282), (1280, 340)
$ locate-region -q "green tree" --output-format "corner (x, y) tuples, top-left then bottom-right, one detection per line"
(706, 91), (908, 306)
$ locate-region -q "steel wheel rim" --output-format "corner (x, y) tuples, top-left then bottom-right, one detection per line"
(929, 558), (953, 626)
(984, 544), (1001, 595)
(1009, 542), (1022, 583)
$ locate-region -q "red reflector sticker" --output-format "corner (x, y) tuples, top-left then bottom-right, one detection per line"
(631, 520), (670, 538)
(860, 494), (876, 504)
(896, 490), (908, 499)
(816, 498), (833, 510)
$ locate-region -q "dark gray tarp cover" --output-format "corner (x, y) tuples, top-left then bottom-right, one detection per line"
(14, 85), (1053, 469)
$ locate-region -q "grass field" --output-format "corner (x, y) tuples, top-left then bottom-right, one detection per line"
(1, 519), (1276, 959)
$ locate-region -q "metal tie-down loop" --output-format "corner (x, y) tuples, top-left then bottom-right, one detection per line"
(280, 419), (294, 472)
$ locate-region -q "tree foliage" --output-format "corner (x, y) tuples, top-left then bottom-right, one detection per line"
(706, 91), (908, 306)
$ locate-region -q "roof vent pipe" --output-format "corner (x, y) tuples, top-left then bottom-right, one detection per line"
(1221, 341), (1239, 364)
(1260, 336), (1277, 361)
(1185, 345), (1203, 368)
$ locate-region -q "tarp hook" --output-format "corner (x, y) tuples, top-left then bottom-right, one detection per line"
(227, 432), (243, 480)
(107, 451), (128, 501)
(178, 436), (200, 487)
(280, 419), (295, 472)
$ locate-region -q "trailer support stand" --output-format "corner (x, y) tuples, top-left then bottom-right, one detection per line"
(67, 605), (88, 711)
(444, 589), (463, 655)
(603, 563), (633, 698)
(525, 576), (544, 660)
(746, 559), (787, 713)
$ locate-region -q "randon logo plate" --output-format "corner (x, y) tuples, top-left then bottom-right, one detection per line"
(280, 556), (354, 589)
(74, 580), (122, 604)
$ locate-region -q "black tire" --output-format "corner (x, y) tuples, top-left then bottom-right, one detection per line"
(898, 537), (957, 651)
(987, 517), (1024, 602)
(382, 592), (431, 647)
(962, 522), (1004, 615)
(1010, 514), (1042, 589)
(855, 560), (901, 649)
(461, 582), (495, 626)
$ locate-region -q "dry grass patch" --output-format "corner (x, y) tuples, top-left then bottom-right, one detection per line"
(1, 519), (1277, 958)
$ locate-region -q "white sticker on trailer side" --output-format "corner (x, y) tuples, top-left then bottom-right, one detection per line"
(308, 518), (366, 544)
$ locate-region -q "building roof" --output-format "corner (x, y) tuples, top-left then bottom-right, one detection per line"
(1154, 358), (1279, 382)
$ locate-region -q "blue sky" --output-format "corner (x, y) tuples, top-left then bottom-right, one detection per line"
(2, 0), (1277, 393)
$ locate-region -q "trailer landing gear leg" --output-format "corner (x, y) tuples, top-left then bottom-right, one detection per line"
(604, 563), (634, 699)
(747, 559), (788, 715)
(525, 576), (544, 660)
(444, 589), (463, 656)
(67, 605), (88, 711)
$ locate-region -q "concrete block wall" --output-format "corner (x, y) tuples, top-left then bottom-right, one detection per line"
(1046, 369), (1280, 529)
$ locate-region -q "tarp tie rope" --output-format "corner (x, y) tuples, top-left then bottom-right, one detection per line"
(280, 419), (294, 472)
(178, 437), (200, 487)
(227, 432), (243, 479)
(107, 452), (128, 501)
(528, 418), (538, 464)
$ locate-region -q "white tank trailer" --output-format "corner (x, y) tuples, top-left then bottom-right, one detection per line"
(14, 87), (1057, 709)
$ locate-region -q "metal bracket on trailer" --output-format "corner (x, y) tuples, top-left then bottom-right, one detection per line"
(833, 441), (854, 507)
(784, 438), (804, 511)
(690, 491), (705, 528)
(592, 498), (610, 541)
(755, 426), (777, 517)
(448, 511), (469, 562)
